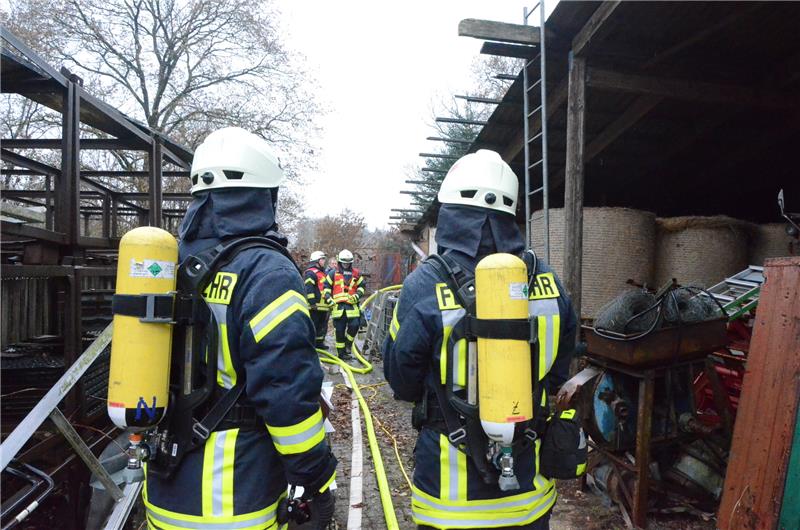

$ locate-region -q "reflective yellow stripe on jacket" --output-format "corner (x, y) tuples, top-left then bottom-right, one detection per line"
(143, 429), (285, 530)
(249, 291), (309, 343)
(266, 408), (325, 455)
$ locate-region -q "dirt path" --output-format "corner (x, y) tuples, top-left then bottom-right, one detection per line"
(323, 356), (620, 530)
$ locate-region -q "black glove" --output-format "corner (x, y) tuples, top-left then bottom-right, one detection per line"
(310, 489), (335, 530)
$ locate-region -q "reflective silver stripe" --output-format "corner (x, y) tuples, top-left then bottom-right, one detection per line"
(412, 485), (551, 512)
(211, 431), (227, 515)
(250, 295), (304, 339)
(448, 442), (459, 501)
(207, 304), (232, 389)
(146, 508), (276, 529)
(441, 308), (466, 391)
(270, 419), (324, 447)
(529, 298), (559, 374)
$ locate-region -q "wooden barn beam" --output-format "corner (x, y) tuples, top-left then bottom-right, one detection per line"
(0, 138), (141, 150)
(571, 1), (622, 57)
(563, 54), (587, 318)
(586, 68), (799, 109)
(458, 19), (540, 46)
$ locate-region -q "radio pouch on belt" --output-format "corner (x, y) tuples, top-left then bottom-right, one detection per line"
(538, 409), (588, 479)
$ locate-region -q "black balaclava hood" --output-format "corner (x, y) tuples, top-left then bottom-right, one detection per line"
(177, 188), (284, 260)
(434, 204), (525, 267)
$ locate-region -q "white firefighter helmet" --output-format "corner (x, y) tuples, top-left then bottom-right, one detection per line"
(310, 250), (326, 262)
(338, 249), (354, 264)
(190, 127), (285, 194)
(437, 149), (518, 216)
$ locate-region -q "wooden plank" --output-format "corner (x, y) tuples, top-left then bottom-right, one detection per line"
(1, 220), (67, 244)
(562, 55), (586, 317)
(718, 257), (800, 529)
(1, 201), (46, 224)
(480, 41), (538, 60)
(458, 18), (540, 45)
(571, 1), (622, 57)
(586, 67), (799, 109)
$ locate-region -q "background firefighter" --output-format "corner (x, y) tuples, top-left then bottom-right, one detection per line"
(383, 150), (578, 530)
(304, 251), (333, 350)
(143, 127), (337, 530)
(327, 249), (366, 360)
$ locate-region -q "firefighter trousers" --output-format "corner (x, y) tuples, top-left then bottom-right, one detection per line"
(310, 309), (329, 349)
(333, 316), (360, 357)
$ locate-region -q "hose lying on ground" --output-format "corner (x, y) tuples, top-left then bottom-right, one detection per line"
(315, 284), (404, 530)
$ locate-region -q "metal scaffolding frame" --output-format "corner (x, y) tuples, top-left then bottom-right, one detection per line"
(0, 27), (194, 529)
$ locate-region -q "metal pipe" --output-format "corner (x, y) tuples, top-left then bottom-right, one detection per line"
(540, 0), (550, 261)
(1, 463), (55, 530)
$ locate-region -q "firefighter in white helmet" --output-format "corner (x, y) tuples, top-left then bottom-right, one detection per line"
(327, 249), (366, 360)
(384, 150), (579, 529)
(304, 250), (333, 349)
(143, 127), (336, 529)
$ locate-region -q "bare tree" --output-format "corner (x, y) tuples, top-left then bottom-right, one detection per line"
(2, 0), (321, 239)
(293, 209), (368, 260)
(400, 55), (521, 219)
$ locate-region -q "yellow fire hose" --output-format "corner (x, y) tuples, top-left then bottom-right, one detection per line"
(317, 284), (403, 530)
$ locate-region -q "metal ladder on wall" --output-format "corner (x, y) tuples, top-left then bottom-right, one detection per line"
(523, 1), (550, 260)
(704, 265), (765, 320)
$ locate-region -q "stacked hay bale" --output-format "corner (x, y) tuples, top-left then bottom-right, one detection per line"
(531, 208), (656, 319)
(654, 216), (751, 288)
(749, 223), (796, 265)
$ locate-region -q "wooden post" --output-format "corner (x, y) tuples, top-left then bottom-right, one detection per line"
(101, 194), (111, 238)
(58, 81), (81, 247)
(563, 53), (587, 318)
(148, 139), (163, 227)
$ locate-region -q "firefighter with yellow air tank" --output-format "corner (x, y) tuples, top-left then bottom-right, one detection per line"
(384, 149), (585, 530)
(108, 127), (337, 530)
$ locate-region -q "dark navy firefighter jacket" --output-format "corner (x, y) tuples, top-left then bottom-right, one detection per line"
(144, 189), (336, 530)
(384, 204), (577, 529)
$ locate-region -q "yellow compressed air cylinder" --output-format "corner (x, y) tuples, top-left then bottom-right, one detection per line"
(108, 227), (177, 430)
(476, 253), (532, 445)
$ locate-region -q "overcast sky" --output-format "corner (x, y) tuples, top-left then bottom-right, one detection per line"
(277, 1), (556, 229)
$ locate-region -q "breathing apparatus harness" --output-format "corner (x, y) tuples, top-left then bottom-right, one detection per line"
(420, 250), (544, 486)
(113, 234), (298, 478)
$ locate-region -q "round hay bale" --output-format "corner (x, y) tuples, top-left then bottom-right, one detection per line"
(530, 207), (656, 319)
(654, 216), (751, 288)
(750, 223), (796, 265)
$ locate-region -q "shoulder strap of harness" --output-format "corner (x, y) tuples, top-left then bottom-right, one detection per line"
(184, 234), (297, 433)
(149, 235), (294, 478)
(424, 251), (545, 482)
(423, 253), (498, 484)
